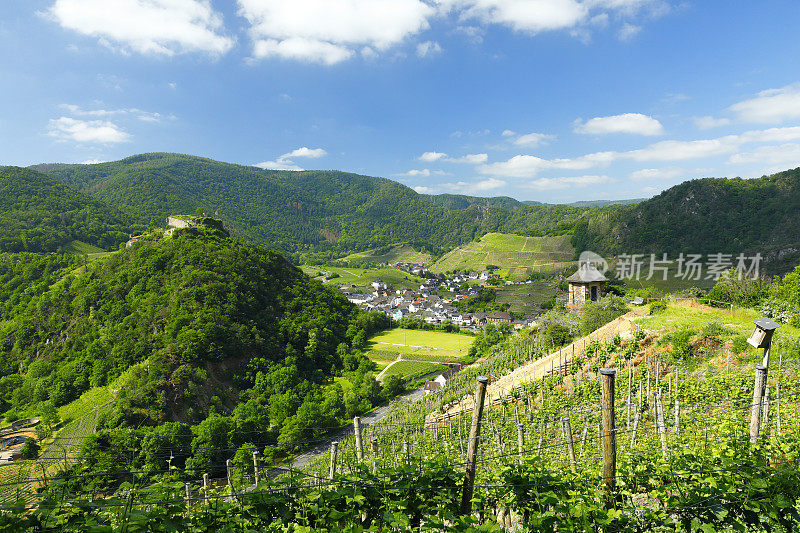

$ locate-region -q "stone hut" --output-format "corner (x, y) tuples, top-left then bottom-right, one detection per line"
(566, 263), (608, 308)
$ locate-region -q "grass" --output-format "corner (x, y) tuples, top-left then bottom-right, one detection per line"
(495, 281), (560, 316)
(638, 300), (800, 373)
(342, 244), (435, 265)
(367, 328), (474, 361)
(379, 360), (449, 381)
(299, 265), (424, 292)
(430, 233), (574, 281)
(62, 240), (105, 254)
(57, 385), (113, 425)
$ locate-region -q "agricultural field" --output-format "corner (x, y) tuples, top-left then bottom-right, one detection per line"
(366, 328), (474, 382)
(430, 232), (574, 281)
(341, 243), (435, 265)
(494, 281), (561, 316)
(379, 360), (449, 380)
(298, 265), (424, 292)
(367, 328), (474, 361)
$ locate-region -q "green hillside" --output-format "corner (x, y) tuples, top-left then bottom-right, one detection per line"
(573, 167), (800, 272)
(430, 232), (574, 280)
(341, 243), (435, 265)
(33, 153), (594, 262)
(0, 166), (134, 253)
(0, 220), (396, 469)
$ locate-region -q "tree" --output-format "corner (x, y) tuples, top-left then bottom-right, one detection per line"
(19, 438), (40, 459)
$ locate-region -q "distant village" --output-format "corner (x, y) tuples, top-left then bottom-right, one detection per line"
(339, 262), (538, 331)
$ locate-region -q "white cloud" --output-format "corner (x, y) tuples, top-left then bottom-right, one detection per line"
(728, 143), (800, 167)
(59, 104), (166, 122)
(693, 116), (731, 130)
(413, 185), (436, 194)
(616, 22), (641, 41)
(439, 0), (588, 34)
(282, 146), (327, 159)
(81, 158), (107, 164)
(255, 146), (327, 171)
(255, 160), (305, 171)
(629, 166), (685, 181)
(47, 117), (130, 144)
(574, 113), (664, 135)
(253, 37), (353, 64)
(238, 0), (433, 64)
(513, 132), (554, 146)
(449, 153), (489, 164)
(438, 0), (665, 40)
(524, 174), (615, 190)
(501, 129), (516, 136)
(443, 178), (506, 193)
(477, 125), (800, 178)
(728, 83), (800, 124)
(398, 168), (453, 177)
(416, 40), (442, 57)
(419, 151), (447, 162)
(47, 0), (234, 56)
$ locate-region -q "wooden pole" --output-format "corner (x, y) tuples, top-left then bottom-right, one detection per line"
(749, 365), (767, 444)
(627, 364), (632, 429)
(630, 411), (641, 447)
(252, 451), (260, 484)
(674, 399), (680, 437)
(185, 483), (191, 508)
(580, 426), (588, 457)
(354, 416), (364, 462)
(562, 418), (577, 473)
(370, 438), (379, 475)
(656, 391), (667, 458)
(776, 383), (781, 438)
(599, 368), (616, 508)
(460, 376), (489, 517)
(517, 423), (525, 464)
(761, 387), (771, 437)
(203, 473), (209, 505)
(329, 441), (339, 480)
(226, 459), (236, 502)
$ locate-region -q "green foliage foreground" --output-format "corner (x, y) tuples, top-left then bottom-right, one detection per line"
(1, 439), (797, 532)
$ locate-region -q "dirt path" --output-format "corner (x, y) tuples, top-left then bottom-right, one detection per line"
(430, 309), (648, 422)
(375, 354), (402, 382)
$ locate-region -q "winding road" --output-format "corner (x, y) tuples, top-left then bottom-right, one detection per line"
(284, 386), (425, 471)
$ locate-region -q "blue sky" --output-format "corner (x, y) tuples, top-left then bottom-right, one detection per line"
(1, 1), (800, 203)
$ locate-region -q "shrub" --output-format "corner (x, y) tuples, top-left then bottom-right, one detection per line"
(732, 335), (749, 354)
(760, 298), (796, 324)
(662, 327), (695, 360)
(19, 438), (40, 459)
(649, 300), (667, 314)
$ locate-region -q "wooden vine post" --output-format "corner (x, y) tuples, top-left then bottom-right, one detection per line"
(249, 451), (258, 484)
(749, 365), (768, 444)
(517, 423), (525, 464)
(370, 438), (379, 475)
(562, 418), (577, 473)
(203, 473), (209, 505)
(459, 376), (489, 517)
(353, 416), (364, 462)
(600, 368), (617, 509)
(329, 441), (339, 480)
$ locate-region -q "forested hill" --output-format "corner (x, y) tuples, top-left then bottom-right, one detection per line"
(32, 153), (589, 261)
(0, 220), (390, 462)
(0, 166), (134, 253)
(572, 167), (800, 270)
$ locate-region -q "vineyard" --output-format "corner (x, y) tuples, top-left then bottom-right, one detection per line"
(1, 301), (799, 531)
